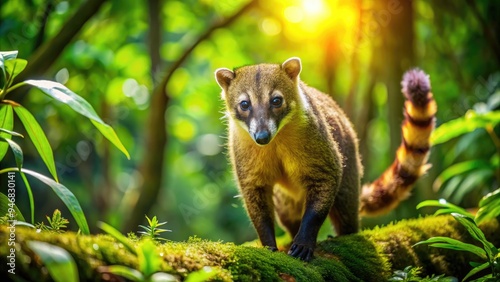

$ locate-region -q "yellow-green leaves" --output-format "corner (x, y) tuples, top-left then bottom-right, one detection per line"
(431, 110), (500, 145)
(24, 79), (130, 159)
(0, 104), (14, 160)
(13, 105), (59, 182)
(4, 58), (27, 85)
(0, 192), (26, 222)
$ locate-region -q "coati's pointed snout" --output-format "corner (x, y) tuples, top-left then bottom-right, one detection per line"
(253, 130), (271, 145)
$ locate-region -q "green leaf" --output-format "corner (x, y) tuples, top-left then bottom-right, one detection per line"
(0, 104), (14, 161)
(478, 188), (500, 208)
(138, 239), (161, 277)
(90, 119), (130, 159)
(476, 197), (500, 224)
(5, 58), (28, 82)
(0, 137), (23, 170)
(463, 261), (490, 282)
(13, 104), (59, 182)
(97, 222), (136, 254)
(0, 128), (23, 137)
(440, 175), (463, 200)
(416, 199), (474, 218)
(414, 236), (487, 259)
(433, 160), (490, 190)
(25, 80), (130, 159)
(15, 221), (36, 228)
(7, 168), (89, 234)
(452, 213), (497, 260)
(27, 241), (78, 282)
(450, 169), (493, 204)
(0, 51), (18, 86)
(102, 265), (143, 281)
(0, 51), (18, 61)
(19, 171), (35, 224)
(0, 192), (26, 221)
(431, 110), (500, 145)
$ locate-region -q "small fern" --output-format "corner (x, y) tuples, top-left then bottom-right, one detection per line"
(388, 266), (457, 282)
(138, 215), (171, 242)
(36, 209), (69, 233)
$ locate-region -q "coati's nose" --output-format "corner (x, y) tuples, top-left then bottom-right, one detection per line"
(254, 131), (271, 145)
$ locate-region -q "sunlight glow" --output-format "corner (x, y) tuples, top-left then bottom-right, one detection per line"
(284, 6), (304, 23)
(279, 0), (360, 54)
(303, 0), (325, 16)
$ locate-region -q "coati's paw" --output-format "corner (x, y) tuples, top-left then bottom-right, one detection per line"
(288, 242), (314, 262)
(266, 246), (278, 252)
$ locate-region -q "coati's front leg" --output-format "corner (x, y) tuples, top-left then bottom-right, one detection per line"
(241, 185), (277, 250)
(288, 178), (337, 261)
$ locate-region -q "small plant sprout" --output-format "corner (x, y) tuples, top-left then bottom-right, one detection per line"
(36, 209), (70, 233)
(138, 215), (171, 242)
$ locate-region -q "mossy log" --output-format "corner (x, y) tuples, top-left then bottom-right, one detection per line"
(1, 216), (498, 281)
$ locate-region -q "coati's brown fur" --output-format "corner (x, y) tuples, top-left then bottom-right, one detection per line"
(214, 57), (436, 261)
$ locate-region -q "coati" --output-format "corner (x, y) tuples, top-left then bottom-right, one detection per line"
(214, 57), (436, 261)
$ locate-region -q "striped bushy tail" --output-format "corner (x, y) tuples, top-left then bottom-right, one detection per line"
(360, 69), (437, 216)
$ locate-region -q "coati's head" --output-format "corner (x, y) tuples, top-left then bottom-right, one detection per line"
(214, 57), (302, 146)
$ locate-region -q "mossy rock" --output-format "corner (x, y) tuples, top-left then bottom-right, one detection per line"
(0, 216), (498, 281)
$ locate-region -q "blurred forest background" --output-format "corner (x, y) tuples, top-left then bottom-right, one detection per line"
(0, 0), (499, 244)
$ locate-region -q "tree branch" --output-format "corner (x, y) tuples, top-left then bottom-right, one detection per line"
(157, 0), (258, 95)
(15, 0), (107, 83)
(33, 0), (55, 51)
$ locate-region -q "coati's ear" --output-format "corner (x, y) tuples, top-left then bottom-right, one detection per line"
(282, 57), (302, 82)
(215, 68), (235, 93)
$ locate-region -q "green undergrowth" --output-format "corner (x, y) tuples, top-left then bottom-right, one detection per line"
(0, 216), (498, 281)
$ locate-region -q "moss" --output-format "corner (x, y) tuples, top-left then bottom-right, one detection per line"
(230, 246), (323, 281)
(361, 215), (500, 278)
(315, 234), (391, 281)
(0, 216), (499, 281)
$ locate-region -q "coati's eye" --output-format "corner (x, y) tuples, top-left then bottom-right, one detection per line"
(240, 100), (251, 111)
(271, 97), (283, 108)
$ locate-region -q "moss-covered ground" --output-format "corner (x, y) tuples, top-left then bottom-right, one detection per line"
(0, 216), (498, 281)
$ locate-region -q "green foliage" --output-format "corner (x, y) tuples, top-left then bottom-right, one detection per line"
(416, 202), (500, 281)
(0, 167), (90, 234)
(431, 91), (500, 205)
(417, 199), (474, 218)
(431, 110), (500, 146)
(23, 79), (130, 159)
(475, 189), (500, 224)
(13, 104), (59, 181)
(27, 241), (79, 282)
(0, 192), (25, 222)
(138, 215), (172, 242)
(389, 266), (456, 282)
(36, 209), (69, 233)
(0, 50), (129, 234)
(98, 221), (177, 282)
